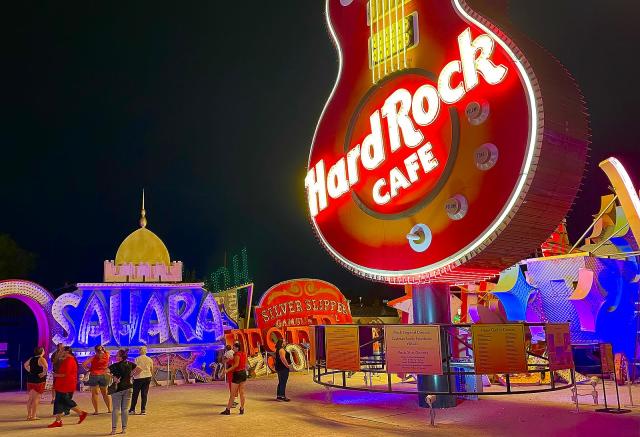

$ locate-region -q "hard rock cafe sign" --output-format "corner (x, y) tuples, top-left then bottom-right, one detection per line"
(306, 0), (588, 284)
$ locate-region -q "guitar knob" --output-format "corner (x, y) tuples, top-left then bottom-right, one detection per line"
(474, 143), (499, 171)
(406, 224), (432, 253)
(445, 195), (469, 220)
(340, 0), (354, 5)
(465, 100), (490, 125)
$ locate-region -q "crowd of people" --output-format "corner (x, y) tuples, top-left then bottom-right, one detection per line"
(23, 344), (154, 433)
(21, 339), (297, 429)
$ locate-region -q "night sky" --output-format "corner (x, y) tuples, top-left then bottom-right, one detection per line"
(3, 1), (639, 301)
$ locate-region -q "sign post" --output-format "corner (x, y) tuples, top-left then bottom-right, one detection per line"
(595, 343), (631, 414)
(413, 284), (455, 408)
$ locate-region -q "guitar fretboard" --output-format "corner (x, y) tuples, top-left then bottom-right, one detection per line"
(368, 0), (418, 83)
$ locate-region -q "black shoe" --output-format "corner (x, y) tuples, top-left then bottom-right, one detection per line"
(128, 410), (135, 415)
(239, 408), (244, 415)
(276, 397), (285, 401)
(140, 411), (146, 415)
(282, 397), (291, 402)
(220, 409), (231, 415)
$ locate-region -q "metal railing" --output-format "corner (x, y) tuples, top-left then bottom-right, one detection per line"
(313, 323), (576, 397)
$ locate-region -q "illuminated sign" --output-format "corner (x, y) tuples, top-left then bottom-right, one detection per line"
(306, 28), (507, 217)
(52, 283), (224, 352)
(306, 0), (588, 284)
(254, 279), (352, 330)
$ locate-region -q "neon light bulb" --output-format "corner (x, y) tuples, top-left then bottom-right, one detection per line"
(168, 291), (197, 342)
(52, 293), (81, 345)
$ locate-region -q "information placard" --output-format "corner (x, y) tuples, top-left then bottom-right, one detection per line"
(600, 343), (615, 374)
(545, 323), (574, 371)
(325, 325), (360, 372)
(385, 325), (442, 375)
(471, 324), (528, 374)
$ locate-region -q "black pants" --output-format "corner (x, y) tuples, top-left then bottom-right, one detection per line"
(276, 368), (289, 398)
(130, 377), (151, 412)
(53, 391), (77, 415)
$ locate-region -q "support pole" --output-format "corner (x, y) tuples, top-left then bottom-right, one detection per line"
(413, 283), (456, 408)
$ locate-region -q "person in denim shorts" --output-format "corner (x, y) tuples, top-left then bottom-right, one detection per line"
(83, 345), (111, 415)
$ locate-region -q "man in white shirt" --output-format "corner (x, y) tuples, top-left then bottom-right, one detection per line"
(129, 346), (154, 415)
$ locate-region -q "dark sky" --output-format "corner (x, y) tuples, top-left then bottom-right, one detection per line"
(2, 1), (639, 301)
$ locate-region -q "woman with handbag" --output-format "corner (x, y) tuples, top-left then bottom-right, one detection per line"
(220, 342), (247, 415)
(108, 349), (141, 435)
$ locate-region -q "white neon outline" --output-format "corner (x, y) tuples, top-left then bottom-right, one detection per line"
(308, 0), (539, 282)
(437, 60), (465, 104)
(412, 84), (441, 126)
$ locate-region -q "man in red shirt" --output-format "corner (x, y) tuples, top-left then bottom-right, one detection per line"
(48, 347), (88, 428)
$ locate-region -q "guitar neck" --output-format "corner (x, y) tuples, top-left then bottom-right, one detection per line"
(368, 0), (417, 83)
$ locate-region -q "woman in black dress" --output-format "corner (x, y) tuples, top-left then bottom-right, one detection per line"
(275, 339), (292, 401)
(23, 347), (48, 420)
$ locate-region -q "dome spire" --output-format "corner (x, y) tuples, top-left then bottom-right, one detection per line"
(140, 189), (147, 228)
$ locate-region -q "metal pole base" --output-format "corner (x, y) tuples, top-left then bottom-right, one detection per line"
(595, 408), (632, 414)
(413, 283), (456, 409)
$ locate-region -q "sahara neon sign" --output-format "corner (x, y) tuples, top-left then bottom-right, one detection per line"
(305, 28), (508, 217)
(51, 285), (224, 350)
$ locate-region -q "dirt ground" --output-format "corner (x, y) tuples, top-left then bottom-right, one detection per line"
(0, 372), (638, 437)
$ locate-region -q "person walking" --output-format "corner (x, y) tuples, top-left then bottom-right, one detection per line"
(108, 349), (141, 435)
(82, 345), (112, 415)
(49, 343), (64, 403)
(275, 339), (292, 402)
(23, 347), (48, 420)
(47, 347), (88, 428)
(220, 342), (247, 415)
(222, 345), (238, 408)
(129, 346), (153, 415)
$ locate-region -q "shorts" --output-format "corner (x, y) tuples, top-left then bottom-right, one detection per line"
(231, 371), (247, 384)
(53, 392), (77, 415)
(27, 382), (46, 394)
(86, 374), (109, 387)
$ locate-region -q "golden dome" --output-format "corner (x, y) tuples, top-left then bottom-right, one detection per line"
(115, 227), (171, 266)
(114, 190), (171, 266)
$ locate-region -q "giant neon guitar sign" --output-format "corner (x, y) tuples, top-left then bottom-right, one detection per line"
(306, 0), (588, 283)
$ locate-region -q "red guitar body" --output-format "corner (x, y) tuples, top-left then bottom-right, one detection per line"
(307, 0), (588, 283)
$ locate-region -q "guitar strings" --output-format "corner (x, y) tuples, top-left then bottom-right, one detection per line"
(369, 0), (375, 83)
(381, 0), (387, 77)
(394, 0), (400, 72)
(401, 0), (407, 68)
(376, 0), (382, 81)
(370, 0), (408, 84)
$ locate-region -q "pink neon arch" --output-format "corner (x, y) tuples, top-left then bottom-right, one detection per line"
(0, 280), (55, 349)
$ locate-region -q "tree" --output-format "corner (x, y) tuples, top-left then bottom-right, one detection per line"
(0, 234), (36, 280)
